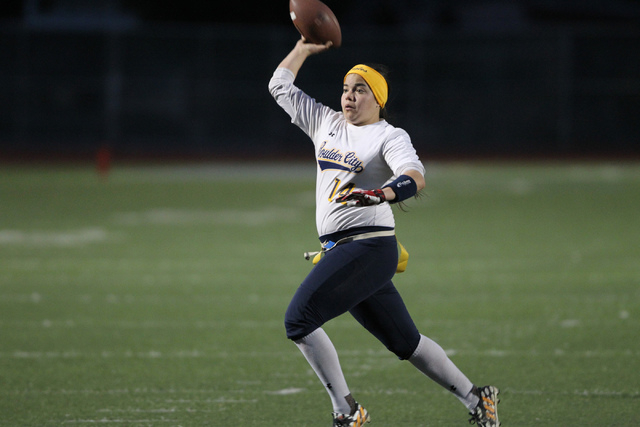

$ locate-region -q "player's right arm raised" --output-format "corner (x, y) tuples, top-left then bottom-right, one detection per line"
(277, 38), (332, 78)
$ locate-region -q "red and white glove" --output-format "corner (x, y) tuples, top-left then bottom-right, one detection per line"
(336, 189), (386, 207)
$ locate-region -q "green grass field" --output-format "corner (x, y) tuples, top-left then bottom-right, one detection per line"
(1, 161), (639, 426)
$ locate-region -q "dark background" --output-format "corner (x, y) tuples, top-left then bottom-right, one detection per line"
(1, 0), (639, 160)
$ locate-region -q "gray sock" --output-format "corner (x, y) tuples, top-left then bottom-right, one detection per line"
(408, 334), (479, 410)
(294, 328), (352, 414)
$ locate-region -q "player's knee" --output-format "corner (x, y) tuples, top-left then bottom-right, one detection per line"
(284, 317), (303, 341)
(386, 332), (421, 360)
(284, 305), (318, 341)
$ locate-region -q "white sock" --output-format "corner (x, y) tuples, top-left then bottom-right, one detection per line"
(294, 328), (352, 414)
(408, 334), (479, 411)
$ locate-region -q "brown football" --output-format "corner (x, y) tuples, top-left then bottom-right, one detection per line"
(289, 0), (342, 48)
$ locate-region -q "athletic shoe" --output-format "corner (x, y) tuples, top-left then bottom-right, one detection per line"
(332, 403), (370, 427)
(469, 385), (500, 426)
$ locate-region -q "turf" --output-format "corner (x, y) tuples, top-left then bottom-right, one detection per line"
(1, 161), (639, 426)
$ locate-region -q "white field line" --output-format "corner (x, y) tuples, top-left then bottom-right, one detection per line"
(358, 387), (640, 398)
(96, 408), (179, 413)
(1, 348), (639, 361)
(0, 228), (116, 247)
(505, 388), (640, 397)
(61, 418), (178, 424)
(0, 203), (309, 249)
(1, 316), (636, 329)
(264, 388), (305, 395)
(48, 386), (639, 425)
(1, 257), (228, 271)
(163, 398), (258, 403)
(16, 387), (638, 400)
(112, 206), (305, 227)
(0, 319), (286, 329)
(6, 388), (255, 396)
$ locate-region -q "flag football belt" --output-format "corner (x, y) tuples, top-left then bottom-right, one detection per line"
(303, 230), (410, 273)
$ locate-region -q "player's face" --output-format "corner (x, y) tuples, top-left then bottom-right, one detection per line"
(341, 74), (381, 126)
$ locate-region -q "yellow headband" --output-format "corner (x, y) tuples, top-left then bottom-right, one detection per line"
(344, 64), (388, 109)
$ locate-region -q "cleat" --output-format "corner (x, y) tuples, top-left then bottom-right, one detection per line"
(332, 402), (370, 427)
(469, 385), (500, 427)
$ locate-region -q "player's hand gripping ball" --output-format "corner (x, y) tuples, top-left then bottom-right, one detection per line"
(336, 189), (386, 207)
(289, 0), (342, 48)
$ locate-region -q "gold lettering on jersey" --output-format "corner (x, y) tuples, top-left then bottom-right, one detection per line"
(317, 141), (364, 173)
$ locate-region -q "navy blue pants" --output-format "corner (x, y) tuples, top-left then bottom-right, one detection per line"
(285, 233), (421, 360)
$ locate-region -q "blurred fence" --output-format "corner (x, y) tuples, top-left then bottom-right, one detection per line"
(1, 24), (638, 159)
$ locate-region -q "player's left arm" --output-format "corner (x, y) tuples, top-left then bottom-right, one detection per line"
(336, 131), (425, 207)
(335, 169), (424, 207)
(380, 130), (425, 204)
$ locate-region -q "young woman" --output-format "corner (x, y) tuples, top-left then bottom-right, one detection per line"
(268, 38), (500, 427)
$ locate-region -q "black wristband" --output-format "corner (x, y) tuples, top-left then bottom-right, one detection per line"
(384, 174), (417, 204)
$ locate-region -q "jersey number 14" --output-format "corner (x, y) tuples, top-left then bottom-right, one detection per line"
(328, 178), (356, 202)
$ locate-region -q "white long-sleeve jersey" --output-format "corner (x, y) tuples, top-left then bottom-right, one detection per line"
(269, 67), (425, 237)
